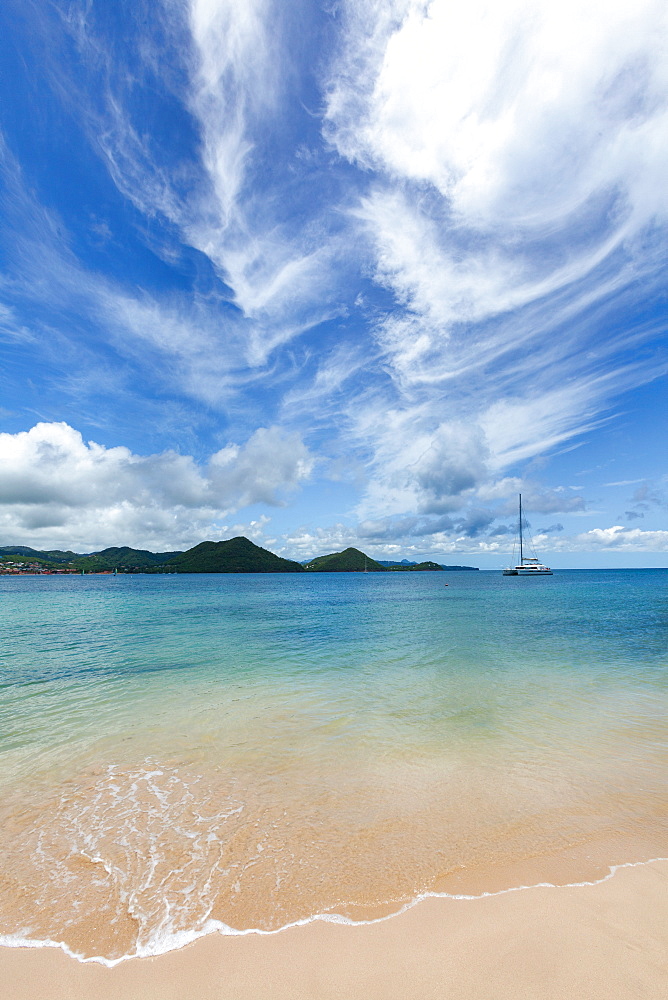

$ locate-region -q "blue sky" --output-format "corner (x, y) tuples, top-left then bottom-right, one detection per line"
(0, 0), (666, 567)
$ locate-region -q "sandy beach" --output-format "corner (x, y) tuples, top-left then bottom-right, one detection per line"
(2, 859), (666, 1000)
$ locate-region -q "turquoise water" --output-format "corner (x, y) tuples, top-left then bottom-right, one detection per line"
(1, 570), (666, 961)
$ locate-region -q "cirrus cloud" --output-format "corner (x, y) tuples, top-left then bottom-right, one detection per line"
(324, 0), (668, 528)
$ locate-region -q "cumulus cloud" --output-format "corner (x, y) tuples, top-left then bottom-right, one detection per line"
(350, 394), (592, 524)
(0, 422), (313, 550)
(357, 513), (454, 541)
(567, 526), (668, 551)
(453, 507), (497, 538)
(410, 423), (489, 513)
(208, 426), (314, 508)
(274, 517), (668, 563)
(350, 413), (491, 522)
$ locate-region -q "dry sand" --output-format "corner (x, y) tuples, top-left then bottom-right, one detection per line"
(2, 860), (666, 1000)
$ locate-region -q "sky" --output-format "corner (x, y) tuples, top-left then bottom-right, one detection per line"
(0, 0), (667, 568)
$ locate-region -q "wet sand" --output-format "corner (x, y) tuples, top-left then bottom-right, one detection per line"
(2, 860), (666, 1000)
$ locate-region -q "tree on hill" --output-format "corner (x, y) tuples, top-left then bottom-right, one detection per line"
(304, 547), (386, 572)
(164, 537), (305, 573)
(0, 545), (79, 564)
(88, 547), (181, 569)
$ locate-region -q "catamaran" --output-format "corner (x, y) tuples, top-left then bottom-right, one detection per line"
(503, 494), (553, 576)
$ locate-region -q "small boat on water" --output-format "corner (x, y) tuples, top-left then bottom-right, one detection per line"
(503, 494), (553, 576)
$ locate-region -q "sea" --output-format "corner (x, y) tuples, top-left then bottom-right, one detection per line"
(0, 569), (666, 964)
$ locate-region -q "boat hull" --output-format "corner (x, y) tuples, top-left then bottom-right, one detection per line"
(503, 566), (552, 576)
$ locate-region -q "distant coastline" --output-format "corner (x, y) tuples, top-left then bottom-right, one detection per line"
(0, 539), (479, 575)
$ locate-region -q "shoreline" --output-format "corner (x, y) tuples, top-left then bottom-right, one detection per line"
(1, 856), (666, 967)
(2, 858), (666, 999)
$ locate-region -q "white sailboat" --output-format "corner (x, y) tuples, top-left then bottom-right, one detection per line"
(503, 494), (553, 576)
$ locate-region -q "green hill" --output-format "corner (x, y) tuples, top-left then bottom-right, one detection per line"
(0, 545), (180, 572)
(0, 545), (79, 564)
(1, 540), (479, 575)
(164, 537), (305, 573)
(76, 547), (182, 572)
(304, 547), (386, 572)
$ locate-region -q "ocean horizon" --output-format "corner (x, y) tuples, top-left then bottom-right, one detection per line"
(1, 568), (666, 964)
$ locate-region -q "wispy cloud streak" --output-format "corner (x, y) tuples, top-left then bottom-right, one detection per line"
(1, 0), (666, 555)
(322, 0), (668, 522)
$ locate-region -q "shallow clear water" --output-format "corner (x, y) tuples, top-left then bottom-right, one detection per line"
(1, 570), (666, 961)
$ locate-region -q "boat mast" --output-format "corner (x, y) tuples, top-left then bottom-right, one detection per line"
(519, 493), (523, 565)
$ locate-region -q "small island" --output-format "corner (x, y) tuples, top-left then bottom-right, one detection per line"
(303, 547), (385, 572)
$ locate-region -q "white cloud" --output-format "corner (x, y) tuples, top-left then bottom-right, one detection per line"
(0, 422), (313, 551)
(275, 522), (360, 561)
(209, 426), (314, 508)
(87, 0), (350, 359)
(3, 1), (667, 560)
(561, 525), (668, 552)
(188, 0), (278, 220)
(0, 136), (311, 408)
(275, 518), (668, 562)
(281, 342), (370, 417)
(329, 0), (668, 229)
(1, 0), (350, 389)
(182, 0), (354, 357)
(323, 0), (668, 525)
(407, 422), (489, 513)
